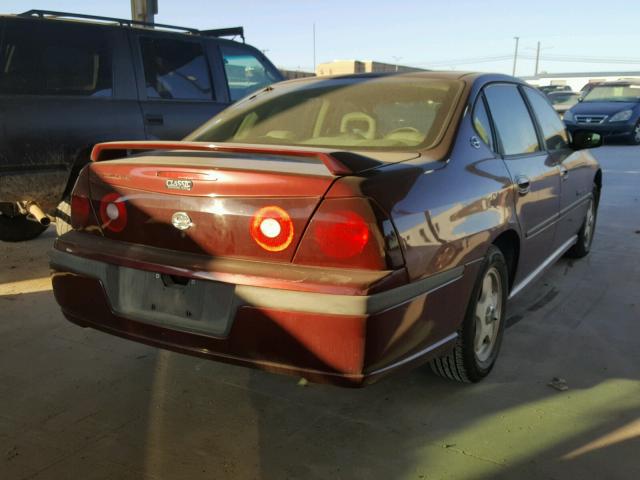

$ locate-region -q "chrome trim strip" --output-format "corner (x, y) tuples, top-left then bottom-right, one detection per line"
(508, 235), (577, 300)
(526, 212), (560, 239)
(525, 193), (592, 239)
(559, 193), (592, 218)
(366, 333), (459, 376)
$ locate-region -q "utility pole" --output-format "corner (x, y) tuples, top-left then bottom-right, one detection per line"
(512, 36), (520, 76)
(392, 56), (402, 72)
(131, 0), (157, 24)
(313, 23), (316, 74)
(534, 41), (541, 76)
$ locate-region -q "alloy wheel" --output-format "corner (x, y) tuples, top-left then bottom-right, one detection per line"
(474, 267), (503, 364)
(583, 199), (595, 248)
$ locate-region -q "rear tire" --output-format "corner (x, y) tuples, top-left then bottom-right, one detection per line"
(565, 188), (598, 258)
(55, 198), (72, 236)
(628, 121), (640, 145)
(0, 214), (48, 242)
(430, 245), (508, 383)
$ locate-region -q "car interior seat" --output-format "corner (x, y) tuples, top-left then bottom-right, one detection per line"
(340, 112), (377, 139)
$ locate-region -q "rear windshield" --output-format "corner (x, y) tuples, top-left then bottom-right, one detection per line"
(583, 84), (640, 102)
(188, 77), (463, 150)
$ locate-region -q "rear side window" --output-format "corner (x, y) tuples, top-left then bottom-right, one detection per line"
(472, 95), (494, 151)
(220, 45), (281, 101)
(484, 84), (540, 156)
(523, 87), (569, 151)
(0, 21), (113, 96)
(140, 37), (213, 100)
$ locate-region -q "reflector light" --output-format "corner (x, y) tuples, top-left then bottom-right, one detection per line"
(250, 206), (294, 252)
(315, 210), (370, 259)
(99, 193), (127, 232)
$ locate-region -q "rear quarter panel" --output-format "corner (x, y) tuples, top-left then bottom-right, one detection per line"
(344, 113), (520, 284)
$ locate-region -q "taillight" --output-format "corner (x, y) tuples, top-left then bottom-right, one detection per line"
(99, 193), (128, 232)
(70, 195), (91, 229)
(294, 198), (396, 270)
(315, 210), (370, 259)
(250, 205), (294, 252)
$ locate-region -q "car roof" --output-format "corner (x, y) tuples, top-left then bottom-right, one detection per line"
(596, 80), (640, 86)
(0, 10), (247, 45)
(548, 91), (578, 95)
(277, 71), (522, 88)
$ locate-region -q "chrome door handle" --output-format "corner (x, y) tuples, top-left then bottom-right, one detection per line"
(560, 166), (569, 181)
(515, 175), (531, 195)
(145, 114), (164, 126)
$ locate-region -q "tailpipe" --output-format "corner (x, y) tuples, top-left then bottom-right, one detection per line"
(25, 202), (52, 227)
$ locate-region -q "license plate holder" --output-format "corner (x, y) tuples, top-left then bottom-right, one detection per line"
(106, 266), (236, 337)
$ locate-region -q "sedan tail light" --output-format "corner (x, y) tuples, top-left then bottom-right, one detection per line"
(70, 195), (91, 229)
(99, 193), (128, 232)
(250, 205), (295, 252)
(294, 198), (402, 270)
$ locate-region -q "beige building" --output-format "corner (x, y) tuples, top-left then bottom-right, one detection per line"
(316, 60), (425, 76)
(279, 68), (316, 80)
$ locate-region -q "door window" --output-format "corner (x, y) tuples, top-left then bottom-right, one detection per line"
(220, 45), (281, 101)
(523, 87), (569, 151)
(484, 84), (541, 156)
(139, 37), (213, 100)
(0, 21), (113, 96)
(472, 95), (494, 151)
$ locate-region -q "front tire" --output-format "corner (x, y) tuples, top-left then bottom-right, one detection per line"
(0, 214), (48, 242)
(430, 245), (508, 383)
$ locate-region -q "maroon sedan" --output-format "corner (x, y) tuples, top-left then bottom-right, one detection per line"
(51, 72), (602, 386)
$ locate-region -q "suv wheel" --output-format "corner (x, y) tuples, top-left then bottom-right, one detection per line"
(55, 198), (73, 236)
(630, 121), (640, 145)
(430, 245), (508, 383)
(0, 214), (48, 242)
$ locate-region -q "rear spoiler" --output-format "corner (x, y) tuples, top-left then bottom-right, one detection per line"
(90, 141), (354, 176)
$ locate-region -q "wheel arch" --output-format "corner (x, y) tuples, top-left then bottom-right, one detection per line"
(491, 229), (520, 292)
(594, 168), (603, 203)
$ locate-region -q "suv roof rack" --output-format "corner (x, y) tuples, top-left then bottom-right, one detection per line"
(18, 9), (245, 42)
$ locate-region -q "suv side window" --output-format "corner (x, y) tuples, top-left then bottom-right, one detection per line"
(523, 87), (569, 151)
(139, 37), (213, 100)
(484, 84), (541, 156)
(0, 21), (113, 97)
(220, 44), (281, 101)
(472, 94), (494, 151)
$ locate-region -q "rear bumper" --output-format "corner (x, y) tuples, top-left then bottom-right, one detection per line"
(50, 235), (480, 386)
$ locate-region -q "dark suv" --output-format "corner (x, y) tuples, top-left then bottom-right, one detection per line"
(564, 80), (640, 145)
(0, 10), (283, 241)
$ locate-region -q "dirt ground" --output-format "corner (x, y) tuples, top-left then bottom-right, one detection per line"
(1, 145), (639, 480)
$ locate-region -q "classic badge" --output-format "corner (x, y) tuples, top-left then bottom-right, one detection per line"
(171, 212), (193, 231)
(166, 179), (193, 191)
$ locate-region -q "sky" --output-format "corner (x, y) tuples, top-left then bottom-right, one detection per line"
(4, 0), (640, 76)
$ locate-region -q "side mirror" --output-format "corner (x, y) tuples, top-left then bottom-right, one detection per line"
(572, 131), (603, 150)
(578, 96), (584, 102)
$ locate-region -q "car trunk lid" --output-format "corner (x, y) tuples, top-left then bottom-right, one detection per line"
(86, 141), (409, 263)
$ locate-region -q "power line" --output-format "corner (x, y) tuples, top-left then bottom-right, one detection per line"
(408, 53), (640, 68)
